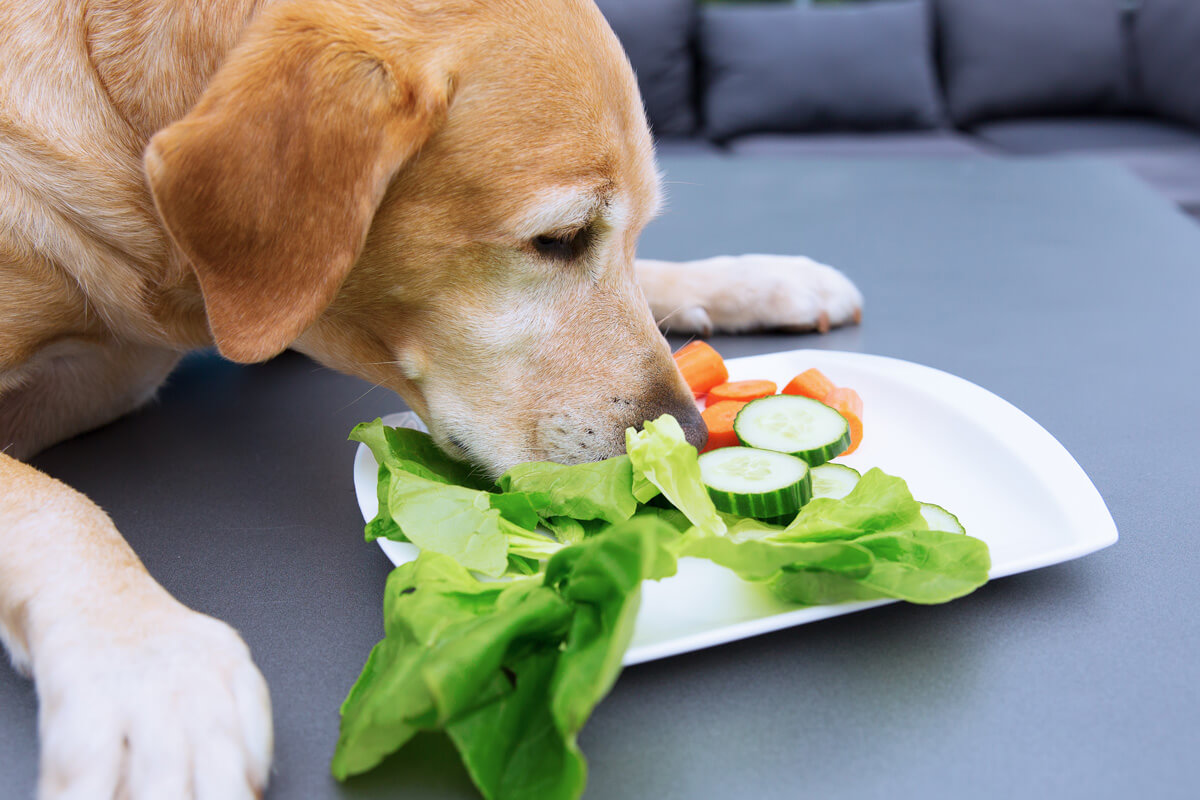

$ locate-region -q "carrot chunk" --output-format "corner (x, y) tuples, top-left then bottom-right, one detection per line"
(824, 387), (864, 455)
(673, 341), (728, 397)
(699, 400), (748, 453)
(707, 379), (778, 405)
(782, 368), (835, 401)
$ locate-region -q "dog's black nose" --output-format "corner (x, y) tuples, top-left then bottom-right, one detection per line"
(629, 400), (707, 453)
(627, 366), (710, 453)
(675, 404), (708, 452)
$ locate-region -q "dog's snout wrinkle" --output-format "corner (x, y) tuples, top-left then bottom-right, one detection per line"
(533, 412), (622, 466)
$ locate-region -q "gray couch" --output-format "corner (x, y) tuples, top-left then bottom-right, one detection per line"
(597, 0), (1200, 219)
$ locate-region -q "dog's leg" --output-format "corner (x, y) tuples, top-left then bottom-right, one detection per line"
(636, 255), (863, 337)
(0, 338), (182, 461)
(0, 344), (272, 799)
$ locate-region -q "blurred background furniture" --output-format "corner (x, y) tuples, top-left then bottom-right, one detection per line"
(598, 0), (1200, 220)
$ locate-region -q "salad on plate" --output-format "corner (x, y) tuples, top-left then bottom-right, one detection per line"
(331, 343), (990, 800)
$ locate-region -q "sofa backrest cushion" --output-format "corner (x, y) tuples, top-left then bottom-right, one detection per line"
(594, 0), (698, 138)
(1134, 1), (1200, 130)
(936, 0), (1131, 126)
(699, 0), (944, 143)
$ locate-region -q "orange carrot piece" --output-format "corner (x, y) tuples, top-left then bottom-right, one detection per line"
(699, 400), (748, 453)
(673, 341), (728, 397)
(782, 368), (836, 401)
(707, 379), (778, 405)
(824, 387), (864, 455)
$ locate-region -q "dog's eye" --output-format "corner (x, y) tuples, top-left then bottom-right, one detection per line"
(532, 228), (588, 261)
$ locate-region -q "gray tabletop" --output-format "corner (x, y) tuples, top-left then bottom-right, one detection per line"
(3, 156), (1199, 799)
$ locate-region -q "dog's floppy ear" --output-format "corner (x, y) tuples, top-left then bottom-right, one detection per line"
(145, 7), (446, 363)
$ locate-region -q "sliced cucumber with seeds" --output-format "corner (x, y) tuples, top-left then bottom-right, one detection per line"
(919, 502), (966, 534)
(734, 395), (851, 466)
(698, 447), (812, 519)
(811, 463), (861, 500)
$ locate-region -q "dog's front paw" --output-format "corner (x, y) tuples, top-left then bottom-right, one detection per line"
(642, 255), (863, 336)
(34, 603), (272, 799)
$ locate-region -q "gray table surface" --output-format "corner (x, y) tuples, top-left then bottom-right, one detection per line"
(3, 156), (1199, 799)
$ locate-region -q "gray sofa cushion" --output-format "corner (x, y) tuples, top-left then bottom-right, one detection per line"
(1109, 150), (1200, 217)
(1133, 0), (1200, 130)
(936, 0), (1130, 126)
(727, 131), (988, 158)
(970, 117), (1200, 153)
(595, 0), (697, 137)
(653, 138), (727, 157)
(700, 0), (943, 142)
(972, 118), (1200, 215)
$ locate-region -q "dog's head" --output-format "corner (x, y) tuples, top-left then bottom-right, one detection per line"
(144, 0), (704, 475)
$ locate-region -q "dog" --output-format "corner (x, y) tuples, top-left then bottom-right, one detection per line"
(0, 0), (862, 796)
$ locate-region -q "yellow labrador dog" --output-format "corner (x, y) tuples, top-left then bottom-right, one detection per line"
(0, 0), (861, 796)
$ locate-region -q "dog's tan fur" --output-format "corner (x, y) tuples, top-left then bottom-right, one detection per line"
(1, 0), (860, 795)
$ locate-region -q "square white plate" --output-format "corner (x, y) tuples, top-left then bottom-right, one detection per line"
(352, 349), (1117, 665)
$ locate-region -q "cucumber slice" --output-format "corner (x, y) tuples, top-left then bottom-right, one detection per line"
(919, 502), (965, 534)
(698, 447), (812, 519)
(810, 463), (861, 500)
(733, 395), (851, 466)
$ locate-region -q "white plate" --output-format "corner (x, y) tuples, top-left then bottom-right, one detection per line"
(352, 349), (1118, 666)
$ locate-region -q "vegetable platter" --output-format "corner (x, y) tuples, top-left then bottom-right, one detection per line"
(341, 348), (1117, 798)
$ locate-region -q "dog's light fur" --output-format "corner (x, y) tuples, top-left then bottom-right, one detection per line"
(0, 0), (861, 795)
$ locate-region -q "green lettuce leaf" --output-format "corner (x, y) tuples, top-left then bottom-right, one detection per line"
(451, 518), (679, 799)
(772, 529), (991, 605)
(629, 505), (693, 534)
(489, 492), (542, 531)
(674, 467), (989, 605)
(543, 534), (672, 740)
(385, 469), (511, 577)
(779, 467), (927, 541)
(630, 471), (660, 504)
(355, 422), (562, 573)
(680, 534), (874, 582)
(502, 520), (565, 562)
(498, 456), (638, 525)
(625, 415), (726, 536)
(541, 517), (608, 545)
(350, 419), (491, 490)
(446, 649), (582, 800)
(762, 470), (989, 605)
(353, 419), (493, 545)
(333, 518), (680, 799)
(364, 463), (404, 542)
(331, 555), (567, 780)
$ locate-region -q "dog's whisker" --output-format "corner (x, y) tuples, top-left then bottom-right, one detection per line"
(655, 302), (691, 328)
(336, 382), (385, 413)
